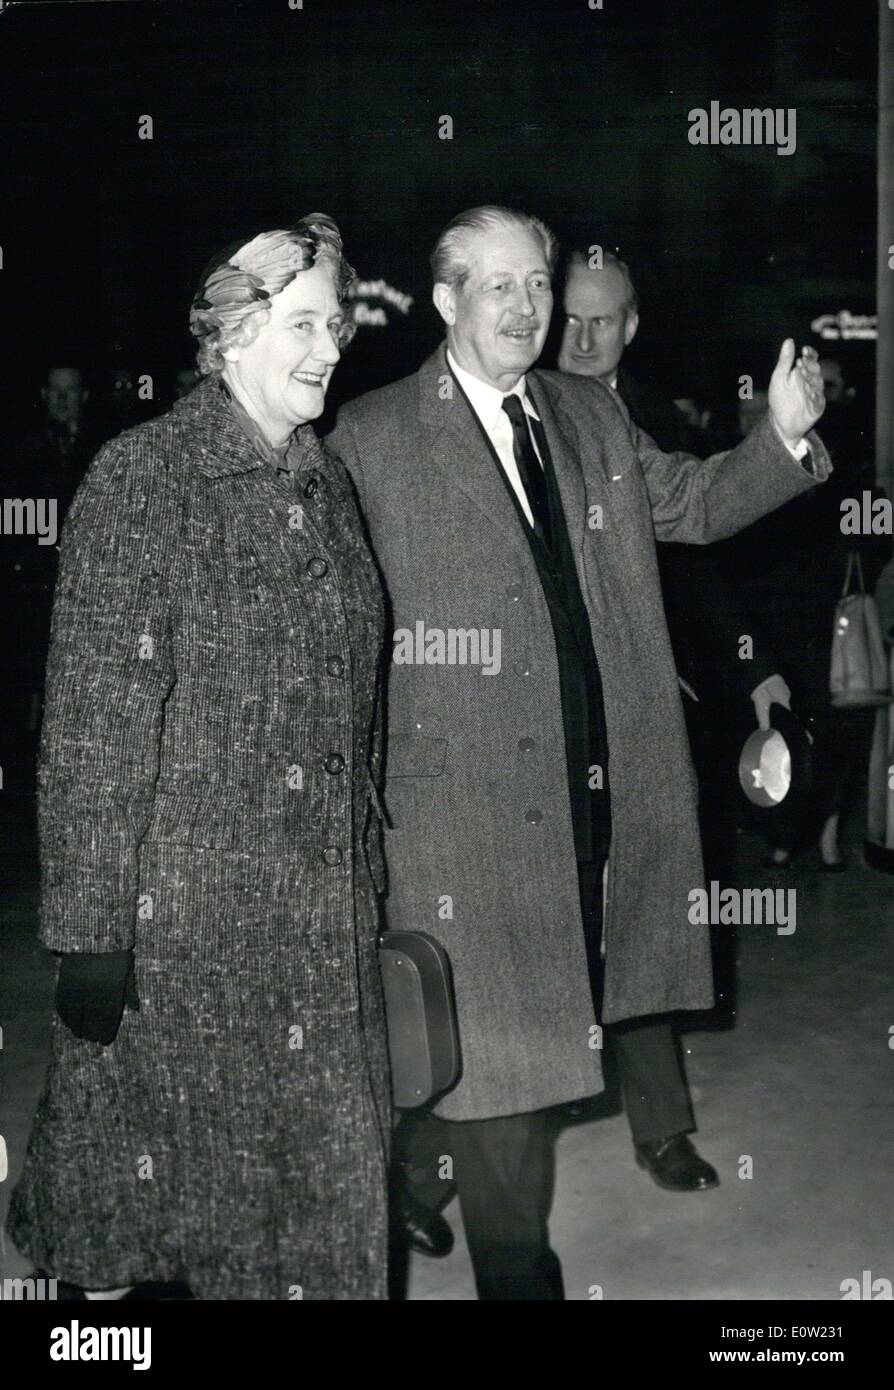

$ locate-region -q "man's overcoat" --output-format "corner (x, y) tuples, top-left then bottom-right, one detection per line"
(328, 345), (828, 1122)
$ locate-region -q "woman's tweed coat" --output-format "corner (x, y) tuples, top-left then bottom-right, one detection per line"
(7, 377), (391, 1300)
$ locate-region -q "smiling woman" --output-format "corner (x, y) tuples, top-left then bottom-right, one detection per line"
(190, 217), (357, 444)
(6, 215), (391, 1301)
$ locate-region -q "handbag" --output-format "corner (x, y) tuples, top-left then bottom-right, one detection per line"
(829, 553), (893, 708)
(378, 931), (460, 1109)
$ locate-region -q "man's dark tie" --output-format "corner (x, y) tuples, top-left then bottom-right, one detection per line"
(501, 393), (552, 548)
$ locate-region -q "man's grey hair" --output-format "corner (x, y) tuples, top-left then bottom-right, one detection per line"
(567, 247), (639, 316)
(430, 206), (559, 291)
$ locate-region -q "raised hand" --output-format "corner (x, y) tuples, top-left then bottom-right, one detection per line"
(768, 339), (825, 449)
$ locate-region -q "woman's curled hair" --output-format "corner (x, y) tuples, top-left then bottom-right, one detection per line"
(189, 213), (356, 375)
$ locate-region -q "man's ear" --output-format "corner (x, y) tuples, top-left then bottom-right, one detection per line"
(432, 282), (456, 327)
(624, 310), (639, 347)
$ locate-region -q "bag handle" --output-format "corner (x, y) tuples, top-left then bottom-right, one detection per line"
(841, 551), (866, 599)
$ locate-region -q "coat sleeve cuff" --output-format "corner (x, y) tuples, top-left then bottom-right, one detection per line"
(38, 803), (142, 952)
(39, 870), (138, 953)
(803, 429), (832, 481)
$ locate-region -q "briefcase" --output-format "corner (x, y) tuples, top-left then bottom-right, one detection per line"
(378, 931), (460, 1109)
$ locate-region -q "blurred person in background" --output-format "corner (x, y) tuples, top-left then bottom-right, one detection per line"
(174, 366), (200, 399)
(0, 366), (99, 790)
(718, 356), (889, 869)
(557, 246), (792, 1194)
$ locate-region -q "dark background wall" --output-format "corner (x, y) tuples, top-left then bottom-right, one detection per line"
(0, 0), (878, 424)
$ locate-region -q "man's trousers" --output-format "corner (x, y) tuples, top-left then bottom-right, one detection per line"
(395, 859), (694, 1298)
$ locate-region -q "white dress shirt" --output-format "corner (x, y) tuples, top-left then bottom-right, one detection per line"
(447, 349), (545, 527)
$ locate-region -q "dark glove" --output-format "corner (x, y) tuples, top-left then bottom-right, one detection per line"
(55, 949), (139, 1044)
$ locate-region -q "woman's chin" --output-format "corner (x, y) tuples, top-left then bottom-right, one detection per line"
(288, 383), (327, 423)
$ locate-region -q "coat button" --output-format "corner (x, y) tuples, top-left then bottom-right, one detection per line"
(322, 846), (343, 865)
(324, 752), (345, 774)
(307, 557), (328, 578)
(518, 737), (535, 753)
(514, 660), (531, 676)
(506, 584), (523, 603)
(525, 808), (543, 824)
(326, 656), (344, 677)
(303, 475), (321, 499)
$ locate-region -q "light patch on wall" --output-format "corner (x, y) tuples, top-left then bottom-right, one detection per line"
(347, 277), (415, 329)
(810, 310), (878, 341)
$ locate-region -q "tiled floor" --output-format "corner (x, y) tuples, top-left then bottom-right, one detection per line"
(2, 793), (893, 1300)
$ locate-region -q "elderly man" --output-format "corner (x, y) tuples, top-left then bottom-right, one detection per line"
(329, 205), (828, 1300)
(558, 248), (795, 1192)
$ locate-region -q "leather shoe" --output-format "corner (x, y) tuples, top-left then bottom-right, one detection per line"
(635, 1134), (719, 1192)
(400, 1194), (454, 1258)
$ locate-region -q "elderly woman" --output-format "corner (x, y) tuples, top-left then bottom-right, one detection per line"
(7, 216), (391, 1300)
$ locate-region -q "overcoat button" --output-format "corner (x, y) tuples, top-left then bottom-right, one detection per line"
(324, 752), (345, 774)
(506, 584), (523, 603)
(322, 846), (343, 865)
(514, 660), (531, 676)
(303, 476), (320, 499)
(326, 656), (344, 677)
(307, 557), (328, 578)
(525, 808), (543, 824)
(518, 737), (535, 753)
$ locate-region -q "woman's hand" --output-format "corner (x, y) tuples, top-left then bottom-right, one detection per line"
(56, 950), (139, 1044)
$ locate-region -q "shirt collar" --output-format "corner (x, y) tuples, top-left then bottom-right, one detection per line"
(446, 348), (541, 432)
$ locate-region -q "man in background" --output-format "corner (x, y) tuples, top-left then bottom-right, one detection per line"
(559, 248), (792, 1188)
(1, 366), (98, 789)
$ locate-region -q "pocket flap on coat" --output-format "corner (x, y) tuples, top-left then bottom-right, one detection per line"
(386, 734), (448, 778)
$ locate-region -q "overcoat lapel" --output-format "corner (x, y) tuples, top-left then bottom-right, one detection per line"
(415, 347), (539, 570)
(526, 372), (590, 570)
